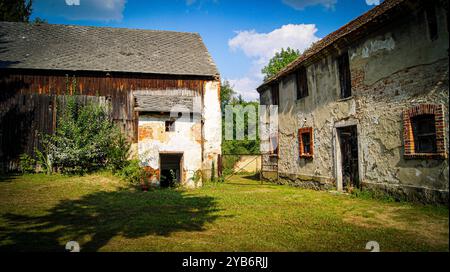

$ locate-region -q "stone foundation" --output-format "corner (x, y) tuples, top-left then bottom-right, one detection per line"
(362, 181), (449, 205)
(276, 173), (335, 190)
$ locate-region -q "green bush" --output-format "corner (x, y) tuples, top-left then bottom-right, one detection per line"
(107, 129), (131, 174)
(35, 145), (53, 175)
(38, 96), (130, 175)
(117, 160), (146, 184)
(19, 154), (35, 173)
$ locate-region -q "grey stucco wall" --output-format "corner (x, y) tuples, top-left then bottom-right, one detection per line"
(268, 5), (449, 203)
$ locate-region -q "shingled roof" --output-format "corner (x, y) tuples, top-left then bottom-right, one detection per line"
(257, 0), (408, 91)
(0, 22), (219, 77)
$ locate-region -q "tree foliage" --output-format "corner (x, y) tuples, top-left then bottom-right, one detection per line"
(39, 96), (129, 175)
(261, 47), (300, 81)
(220, 81), (259, 155)
(0, 0), (32, 22)
(220, 80), (236, 112)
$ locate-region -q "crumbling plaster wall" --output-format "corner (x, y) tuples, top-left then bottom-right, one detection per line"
(259, 88), (279, 180)
(202, 80), (222, 180)
(276, 8), (449, 200)
(138, 113), (203, 188)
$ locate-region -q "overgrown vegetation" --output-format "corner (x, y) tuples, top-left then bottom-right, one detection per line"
(0, 0), (32, 22)
(116, 159), (147, 185)
(220, 81), (260, 175)
(37, 96), (124, 175)
(18, 154), (35, 174)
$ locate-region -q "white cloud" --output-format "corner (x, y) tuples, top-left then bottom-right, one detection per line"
(35, 0), (127, 21)
(365, 0), (381, 5)
(227, 24), (320, 101)
(282, 0), (337, 10)
(227, 77), (261, 101)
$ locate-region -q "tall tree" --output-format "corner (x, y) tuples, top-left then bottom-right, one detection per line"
(220, 80), (236, 112)
(0, 0), (32, 22)
(261, 47), (300, 81)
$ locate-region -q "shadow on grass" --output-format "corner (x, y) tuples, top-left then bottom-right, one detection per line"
(0, 173), (21, 183)
(0, 187), (223, 251)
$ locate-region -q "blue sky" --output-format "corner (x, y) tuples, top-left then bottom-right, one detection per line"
(31, 0), (382, 100)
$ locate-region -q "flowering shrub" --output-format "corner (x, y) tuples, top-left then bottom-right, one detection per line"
(38, 96), (129, 175)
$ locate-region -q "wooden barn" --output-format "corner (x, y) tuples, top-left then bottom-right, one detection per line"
(0, 22), (222, 187)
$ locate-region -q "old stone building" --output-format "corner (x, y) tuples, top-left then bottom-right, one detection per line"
(258, 0), (449, 203)
(0, 22), (221, 187)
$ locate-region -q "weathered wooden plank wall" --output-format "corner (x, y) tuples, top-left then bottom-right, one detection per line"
(0, 69), (211, 172)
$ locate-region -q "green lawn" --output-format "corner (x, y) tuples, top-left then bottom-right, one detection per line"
(0, 173), (448, 252)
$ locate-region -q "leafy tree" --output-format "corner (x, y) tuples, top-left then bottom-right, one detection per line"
(220, 80), (236, 112)
(0, 0), (32, 22)
(220, 81), (260, 156)
(261, 47), (300, 81)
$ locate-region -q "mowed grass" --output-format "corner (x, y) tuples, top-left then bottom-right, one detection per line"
(0, 173), (448, 252)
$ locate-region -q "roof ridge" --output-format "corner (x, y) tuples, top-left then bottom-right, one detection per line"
(0, 21), (218, 76)
(0, 21), (200, 36)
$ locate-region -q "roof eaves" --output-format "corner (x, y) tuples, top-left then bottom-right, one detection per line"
(256, 0), (406, 92)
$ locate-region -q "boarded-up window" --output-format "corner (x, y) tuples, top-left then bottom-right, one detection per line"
(425, 4), (438, 41)
(298, 127), (313, 158)
(338, 52), (351, 99)
(296, 67), (308, 100)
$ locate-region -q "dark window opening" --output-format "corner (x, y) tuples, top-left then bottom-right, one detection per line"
(425, 4), (438, 41)
(296, 67), (308, 100)
(411, 114), (437, 153)
(338, 52), (352, 99)
(165, 120), (175, 132)
(298, 127), (313, 158)
(270, 83), (279, 105)
(302, 133), (311, 154)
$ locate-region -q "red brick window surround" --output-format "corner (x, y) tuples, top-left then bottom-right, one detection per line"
(298, 127), (313, 158)
(403, 104), (446, 159)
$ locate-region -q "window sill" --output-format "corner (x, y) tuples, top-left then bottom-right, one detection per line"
(300, 154), (313, 159)
(404, 153), (446, 160)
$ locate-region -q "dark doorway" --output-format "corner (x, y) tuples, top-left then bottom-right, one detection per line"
(337, 125), (359, 189)
(159, 153), (183, 188)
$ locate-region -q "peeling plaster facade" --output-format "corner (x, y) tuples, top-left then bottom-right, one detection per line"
(137, 81), (222, 188)
(259, 1), (449, 203)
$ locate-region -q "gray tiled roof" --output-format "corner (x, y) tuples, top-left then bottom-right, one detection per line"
(0, 22), (219, 77)
(134, 89), (201, 112)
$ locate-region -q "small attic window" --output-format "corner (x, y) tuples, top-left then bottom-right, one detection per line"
(165, 120), (175, 132)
